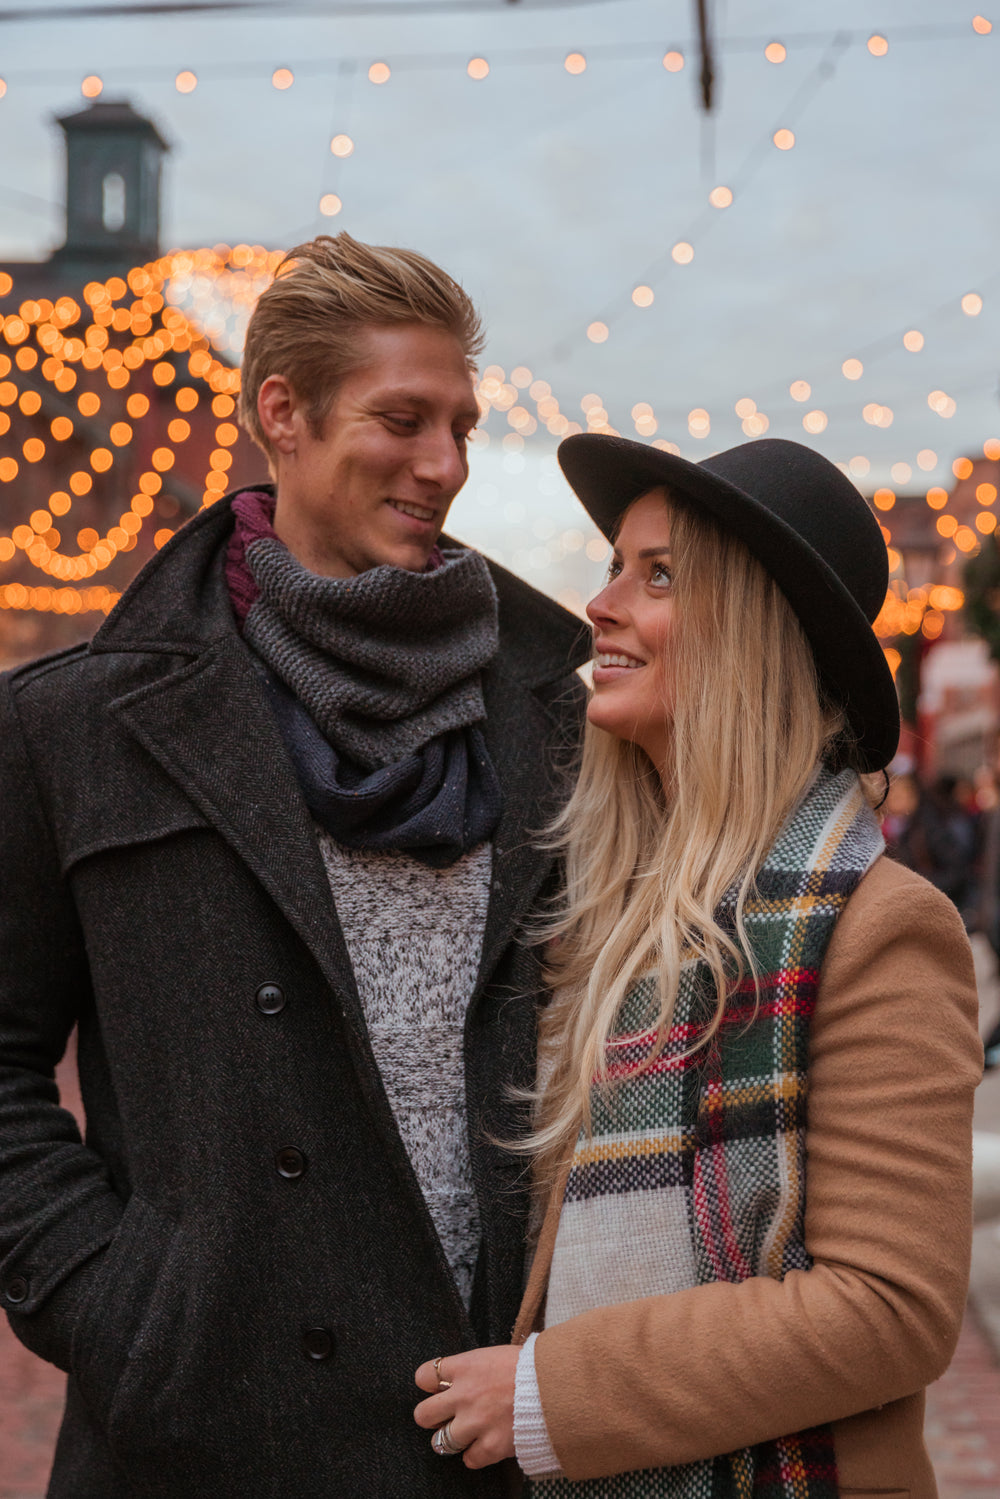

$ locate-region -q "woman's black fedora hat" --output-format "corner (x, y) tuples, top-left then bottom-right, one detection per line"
(558, 433), (900, 772)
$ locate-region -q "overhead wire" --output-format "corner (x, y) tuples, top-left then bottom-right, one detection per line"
(0, 0), (623, 25)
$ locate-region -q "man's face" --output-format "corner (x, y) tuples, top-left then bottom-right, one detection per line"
(269, 323), (480, 577)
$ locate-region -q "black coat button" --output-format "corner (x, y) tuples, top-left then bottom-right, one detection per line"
(255, 983), (286, 1015)
(302, 1327), (335, 1361)
(275, 1146), (307, 1179)
(5, 1275), (29, 1305)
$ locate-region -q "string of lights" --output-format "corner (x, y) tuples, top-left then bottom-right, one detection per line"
(0, 251), (258, 614)
(550, 26), (998, 362)
(467, 348), (1000, 585)
(4, 17), (988, 383)
(546, 29), (853, 361)
(1, 18), (992, 393)
(0, 16), (991, 98)
(1, 220), (997, 635)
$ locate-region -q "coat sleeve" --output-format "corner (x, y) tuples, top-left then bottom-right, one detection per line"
(0, 674), (123, 1371)
(531, 857), (983, 1480)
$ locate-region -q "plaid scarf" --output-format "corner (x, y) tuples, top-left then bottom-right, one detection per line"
(534, 764), (884, 1499)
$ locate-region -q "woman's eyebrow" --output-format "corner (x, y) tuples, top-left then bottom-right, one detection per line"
(637, 546), (672, 559)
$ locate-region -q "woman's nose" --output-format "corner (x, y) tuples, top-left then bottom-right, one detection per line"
(586, 578), (622, 628)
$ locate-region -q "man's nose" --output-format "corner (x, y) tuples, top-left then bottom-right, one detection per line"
(412, 426), (468, 494)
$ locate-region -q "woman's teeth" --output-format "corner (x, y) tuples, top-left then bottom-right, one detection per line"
(597, 653), (644, 668)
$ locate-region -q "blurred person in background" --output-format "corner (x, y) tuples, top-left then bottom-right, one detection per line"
(972, 758), (1000, 1069)
(0, 234), (588, 1497)
(881, 768), (921, 865)
(413, 437), (982, 1499)
(986, 1018), (1000, 1069)
(892, 774), (979, 927)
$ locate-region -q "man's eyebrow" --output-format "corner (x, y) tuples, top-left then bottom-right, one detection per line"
(377, 391), (433, 406)
(375, 390), (480, 421)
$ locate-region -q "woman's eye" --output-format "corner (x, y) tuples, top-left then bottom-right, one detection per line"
(605, 559), (622, 582)
(650, 562), (672, 586)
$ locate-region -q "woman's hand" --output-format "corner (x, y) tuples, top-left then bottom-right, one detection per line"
(414, 1344), (520, 1469)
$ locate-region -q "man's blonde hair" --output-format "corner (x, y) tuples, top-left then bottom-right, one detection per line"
(238, 233), (484, 458)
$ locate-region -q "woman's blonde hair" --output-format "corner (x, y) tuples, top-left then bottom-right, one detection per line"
(526, 488), (878, 1178)
(238, 232), (484, 460)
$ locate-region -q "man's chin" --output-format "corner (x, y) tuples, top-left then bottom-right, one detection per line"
(375, 536), (443, 573)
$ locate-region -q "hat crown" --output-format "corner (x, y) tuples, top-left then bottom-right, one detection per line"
(697, 440), (887, 623)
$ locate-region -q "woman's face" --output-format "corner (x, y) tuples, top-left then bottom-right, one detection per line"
(585, 488), (675, 770)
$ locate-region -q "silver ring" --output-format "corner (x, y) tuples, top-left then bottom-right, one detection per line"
(432, 1419), (464, 1456)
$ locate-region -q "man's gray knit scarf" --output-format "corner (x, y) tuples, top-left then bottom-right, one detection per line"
(242, 533), (500, 771)
(226, 488), (503, 865)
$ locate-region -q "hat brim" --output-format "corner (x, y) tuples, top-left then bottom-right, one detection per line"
(559, 434), (899, 773)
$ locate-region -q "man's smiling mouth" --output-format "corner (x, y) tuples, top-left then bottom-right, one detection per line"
(388, 499), (437, 522)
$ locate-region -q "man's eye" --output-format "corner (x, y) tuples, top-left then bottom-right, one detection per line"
(385, 414), (418, 430)
(454, 429), (473, 446)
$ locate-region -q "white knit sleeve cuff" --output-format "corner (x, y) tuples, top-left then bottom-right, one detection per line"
(513, 1332), (563, 1478)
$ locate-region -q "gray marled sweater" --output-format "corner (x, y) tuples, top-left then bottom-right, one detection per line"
(317, 834), (492, 1308)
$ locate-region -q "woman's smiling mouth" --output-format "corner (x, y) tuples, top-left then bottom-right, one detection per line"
(595, 651), (646, 670)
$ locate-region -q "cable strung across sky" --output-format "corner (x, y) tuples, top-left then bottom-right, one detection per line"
(0, 0), (615, 23)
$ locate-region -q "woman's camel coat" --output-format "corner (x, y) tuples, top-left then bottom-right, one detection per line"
(513, 857), (984, 1498)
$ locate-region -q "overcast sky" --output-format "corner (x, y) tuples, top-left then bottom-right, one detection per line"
(1, 0), (997, 603)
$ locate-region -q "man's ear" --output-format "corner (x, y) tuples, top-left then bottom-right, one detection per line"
(257, 375), (301, 457)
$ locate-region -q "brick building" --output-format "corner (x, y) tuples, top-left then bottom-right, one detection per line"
(0, 99), (264, 668)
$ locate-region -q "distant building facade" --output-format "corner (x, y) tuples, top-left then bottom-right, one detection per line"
(881, 456), (1000, 777)
(0, 99), (264, 668)
(52, 99), (169, 272)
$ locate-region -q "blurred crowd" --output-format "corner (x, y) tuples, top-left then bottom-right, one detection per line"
(884, 765), (1000, 1068)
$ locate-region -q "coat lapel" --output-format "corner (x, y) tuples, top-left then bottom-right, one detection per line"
(473, 558), (589, 997)
(108, 635), (369, 1032)
(475, 663), (569, 993)
(91, 501), (369, 1038)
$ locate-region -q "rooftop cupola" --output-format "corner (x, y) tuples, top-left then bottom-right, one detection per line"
(52, 99), (170, 266)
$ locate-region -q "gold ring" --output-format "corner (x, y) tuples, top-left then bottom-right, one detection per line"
(432, 1355), (453, 1392)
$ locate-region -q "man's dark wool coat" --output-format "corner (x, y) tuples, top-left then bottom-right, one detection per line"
(0, 495), (589, 1498)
